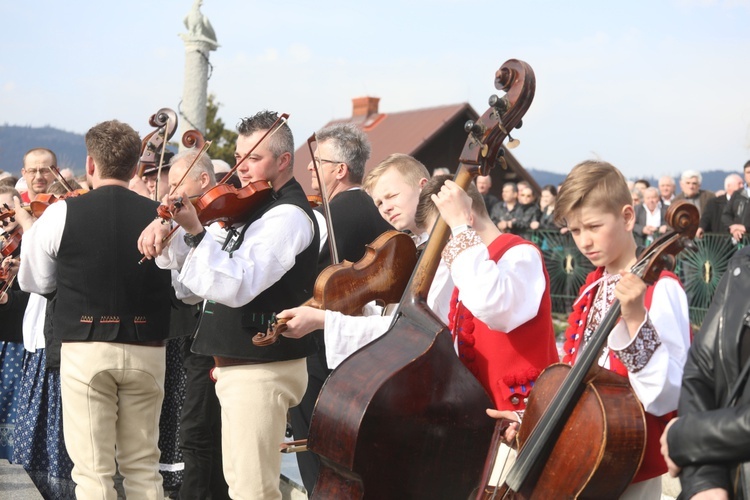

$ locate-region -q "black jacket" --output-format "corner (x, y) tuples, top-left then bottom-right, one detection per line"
(722, 190), (750, 234)
(668, 246), (750, 499)
(701, 195), (730, 234)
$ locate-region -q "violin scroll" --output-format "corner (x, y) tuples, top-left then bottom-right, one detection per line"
(182, 129), (205, 149)
(636, 200), (698, 284)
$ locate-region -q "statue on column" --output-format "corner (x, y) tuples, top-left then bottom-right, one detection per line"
(183, 0), (217, 44)
(178, 0), (219, 149)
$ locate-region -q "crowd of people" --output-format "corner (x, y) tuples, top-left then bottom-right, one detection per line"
(0, 114), (748, 500)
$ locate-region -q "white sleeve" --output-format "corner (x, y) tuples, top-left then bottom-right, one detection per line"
(608, 277), (691, 416)
(323, 309), (392, 370)
(18, 200), (66, 295)
(450, 239), (545, 332)
(176, 205), (314, 308)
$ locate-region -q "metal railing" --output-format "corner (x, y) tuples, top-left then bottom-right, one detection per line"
(521, 230), (749, 327)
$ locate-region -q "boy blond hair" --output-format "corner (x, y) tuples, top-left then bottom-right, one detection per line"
(363, 153), (429, 194)
(554, 160), (632, 227)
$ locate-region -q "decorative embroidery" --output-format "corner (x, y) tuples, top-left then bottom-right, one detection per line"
(100, 316), (121, 324)
(134, 316), (147, 324)
(582, 272), (620, 347)
(613, 318), (661, 372)
(441, 229), (483, 268)
(79, 315), (94, 323)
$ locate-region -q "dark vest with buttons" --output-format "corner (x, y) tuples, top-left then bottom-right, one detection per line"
(53, 185), (172, 342)
(191, 178), (320, 361)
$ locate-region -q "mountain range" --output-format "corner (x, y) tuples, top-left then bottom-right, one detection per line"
(0, 125), (733, 193)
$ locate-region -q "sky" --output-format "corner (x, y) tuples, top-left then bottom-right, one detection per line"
(2, 0), (749, 180)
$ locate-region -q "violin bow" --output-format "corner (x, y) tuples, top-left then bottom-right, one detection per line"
(49, 165), (75, 193)
(218, 113), (290, 186)
(307, 133), (340, 265)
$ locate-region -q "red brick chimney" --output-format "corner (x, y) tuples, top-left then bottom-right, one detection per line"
(352, 96), (380, 117)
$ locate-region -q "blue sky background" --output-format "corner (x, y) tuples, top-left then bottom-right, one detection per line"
(2, 0), (748, 179)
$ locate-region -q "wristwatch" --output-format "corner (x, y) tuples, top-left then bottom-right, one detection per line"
(184, 229), (207, 248)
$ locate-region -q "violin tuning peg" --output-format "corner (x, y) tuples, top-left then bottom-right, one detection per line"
(506, 135), (520, 149)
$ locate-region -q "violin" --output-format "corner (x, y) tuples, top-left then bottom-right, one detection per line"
(29, 189), (88, 218)
(490, 201), (698, 499)
(307, 195), (323, 208)
(305, 59), (535, 499)
(1, 227), (22, 258)
(253, 230), (418, 346)
(164, 180), (274, 228)
(157, 114), (288, 228)
(139, 115), (289, 264)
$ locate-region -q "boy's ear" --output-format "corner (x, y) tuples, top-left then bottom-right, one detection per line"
(622, 204), (636, 231)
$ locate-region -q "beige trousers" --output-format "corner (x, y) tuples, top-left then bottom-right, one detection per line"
(213, 358), (307, 500)
(60, 342), (166, 500)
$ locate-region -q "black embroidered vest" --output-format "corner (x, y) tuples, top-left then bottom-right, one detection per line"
(191, 178), (320, 361)
(54, 186), (172, 342)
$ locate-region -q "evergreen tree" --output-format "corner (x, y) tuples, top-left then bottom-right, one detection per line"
(204, 94), (238, 165)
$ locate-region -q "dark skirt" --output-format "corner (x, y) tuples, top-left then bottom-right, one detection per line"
(0, 341), (24, 459)
(13, 348), (76, 499)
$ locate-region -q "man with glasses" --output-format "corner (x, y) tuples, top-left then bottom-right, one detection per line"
(20, 148), (57, 202)
(292, 123), (393, 494)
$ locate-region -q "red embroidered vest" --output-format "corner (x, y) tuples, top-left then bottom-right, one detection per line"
(448, 234), (559, 411)
(562, 267), (682, 483)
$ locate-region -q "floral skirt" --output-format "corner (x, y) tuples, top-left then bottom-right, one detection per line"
(13, 348), (76, 499)
(0, 341), (24, 459)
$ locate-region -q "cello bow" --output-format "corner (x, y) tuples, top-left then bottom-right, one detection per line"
(306, 59), (536, 499)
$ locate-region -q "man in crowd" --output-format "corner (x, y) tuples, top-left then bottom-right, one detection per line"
(291, 123), (393, 494)
(697, 173), (744, 238)
(476, 174), (499, 214)
(19, 120), (172, 499)
(674, 170), (714, 216)
(721, 161), (750, 242)
(19, 148), (57, 202)
(658, 175), (677, 207)
(139, 111), (319, 500)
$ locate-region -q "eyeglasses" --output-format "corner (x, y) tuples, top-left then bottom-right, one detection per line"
(313, 157), (343, 166)
(23, 167), (54, 176)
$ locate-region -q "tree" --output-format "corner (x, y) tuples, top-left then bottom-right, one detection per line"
(204, 94), (238, 165)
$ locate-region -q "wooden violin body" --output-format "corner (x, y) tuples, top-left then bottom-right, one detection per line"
(192, 180), (274, 227)
(254, 230), (418, 346)
(308, 59), (536, 499)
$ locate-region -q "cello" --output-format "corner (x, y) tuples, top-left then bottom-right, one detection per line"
(306, 59), (536, 499)
(487, 201), (698, 499)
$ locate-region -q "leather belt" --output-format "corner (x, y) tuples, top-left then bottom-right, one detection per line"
(126, 340), (166, 347)
(213, 356), (262, 367)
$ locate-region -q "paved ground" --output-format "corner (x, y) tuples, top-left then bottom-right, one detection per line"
(0, 459), (43, 499)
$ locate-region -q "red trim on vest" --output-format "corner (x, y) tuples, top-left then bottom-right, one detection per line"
(562, 267), (682, 483)
(448, 234), (559, 411)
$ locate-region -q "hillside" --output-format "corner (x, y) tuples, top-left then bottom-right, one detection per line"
(0, 125), (733, 192)
(0, 125), (87, 175)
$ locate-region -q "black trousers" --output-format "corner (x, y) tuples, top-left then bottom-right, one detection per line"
(289, 347), (331, 496)
(178, 342), (230, 500)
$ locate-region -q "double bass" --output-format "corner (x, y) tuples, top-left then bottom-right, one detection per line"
(306, 59), (536, 499)
(487, 201), (698, 499)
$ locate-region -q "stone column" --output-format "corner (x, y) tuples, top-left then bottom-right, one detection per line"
(178, 0), (219, 151)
